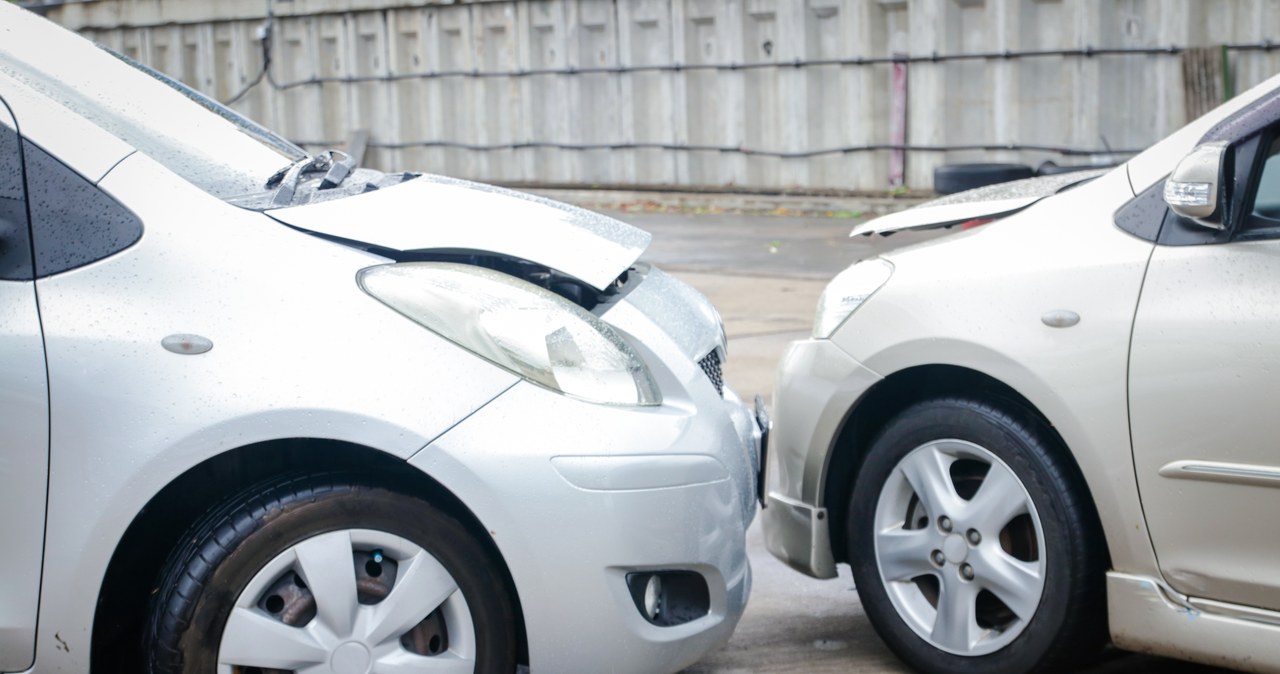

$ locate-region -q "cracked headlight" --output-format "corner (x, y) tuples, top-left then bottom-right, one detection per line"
(813, 259), (894, 338)
(359, 262), (660, 406)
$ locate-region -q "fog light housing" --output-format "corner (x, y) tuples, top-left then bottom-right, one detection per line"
(643, 575), (662, 620)
(625, 571), (710, 627)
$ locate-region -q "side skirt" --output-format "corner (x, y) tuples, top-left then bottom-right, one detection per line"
(1109, 572), (1280, 673)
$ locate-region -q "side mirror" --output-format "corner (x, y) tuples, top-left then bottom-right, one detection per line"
(1164, 142), (1228, 229)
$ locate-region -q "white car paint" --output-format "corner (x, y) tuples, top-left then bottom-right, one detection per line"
(267, 175), (652, 291)
(765, 69), (1280, 672)
(0, 4), (759, 672)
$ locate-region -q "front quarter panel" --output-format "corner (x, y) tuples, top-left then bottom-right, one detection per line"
(32, 153), (518, 670)
(834, 167), (1161, 574)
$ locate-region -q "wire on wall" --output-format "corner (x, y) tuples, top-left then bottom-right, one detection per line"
(222, 10), (1270, 159)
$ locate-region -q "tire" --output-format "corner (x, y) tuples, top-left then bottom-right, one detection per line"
(847, 398), (1104, 674)
(933, 163), (1033, 195)
(145, 474), (518, 674)
(1034, 160), (1103, 176)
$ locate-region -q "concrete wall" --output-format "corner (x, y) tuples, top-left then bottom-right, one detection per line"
(37, 0), (1280, 191)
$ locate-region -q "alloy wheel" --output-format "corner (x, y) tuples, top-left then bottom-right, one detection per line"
(873, 439), (1046, 656)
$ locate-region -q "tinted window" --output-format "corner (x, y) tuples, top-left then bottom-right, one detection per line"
(0, 117), (32, 281)
(23, 140), (142, 277)
(1251, 137), (1280, 225)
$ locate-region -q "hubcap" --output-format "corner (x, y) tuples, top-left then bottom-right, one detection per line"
(216, 529), (475, 674)
(330, 642), (371, 674)
(942, 534), (968, 564)
(873, 440), (1046, 656)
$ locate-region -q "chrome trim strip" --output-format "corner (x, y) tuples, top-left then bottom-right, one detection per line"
(1108, 572), (1198, 613)
(1190, 597), (1280, 629)
(1158, 460), (1280, 488)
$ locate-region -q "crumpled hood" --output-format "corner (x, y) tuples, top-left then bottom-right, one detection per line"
(267, 174), (651, 290)
(851, 169), (1108, 237)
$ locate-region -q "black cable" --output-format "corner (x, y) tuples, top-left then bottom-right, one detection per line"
(288, 139), (1141, 158)
(221, 2), (273, 105)
(224, 47), (268, 105)
(262, 41), (1272, 91)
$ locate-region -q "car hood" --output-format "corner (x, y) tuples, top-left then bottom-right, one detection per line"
(266, 174), (651, 290)
(850, 169), (1108, 237)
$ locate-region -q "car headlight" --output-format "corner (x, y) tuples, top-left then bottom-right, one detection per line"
(359, 262), (661, 406)
(812, 259), (894, 338)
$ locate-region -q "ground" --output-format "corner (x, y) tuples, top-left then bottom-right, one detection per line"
(610, 210), (1230, 674)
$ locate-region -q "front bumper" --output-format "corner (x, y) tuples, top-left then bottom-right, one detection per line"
(411, 379), (758, 673)
(761, 338), (882, 579)
(406, 263), (761, 672)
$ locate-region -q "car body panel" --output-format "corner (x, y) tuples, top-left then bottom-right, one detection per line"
(761, 338), (880, 578)
(0, 68), (133, 185)
(402, 263), (759, 674)
(29, 152), (521, 670)
(764, 167), (1162, 578)
(0, 12), (760, 670)
(409, 380), (755, 673)
(828, 167), (1162, 575)
(0, 98), (49, 672)
(0, 280), (49, 671)
(266, 175), (652, 291)
(849, 169), (1107, 237)
(1129, 230), (1280, 610)
(1108, 572), (1280, 674)
(616, 265), (725, 362)
(849, 197), (1037, 237)
(765, 69), (1280, 672)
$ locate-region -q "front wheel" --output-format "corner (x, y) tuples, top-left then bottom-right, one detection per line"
(848, 398), (1104, 674)
(145, 475), (518, 674)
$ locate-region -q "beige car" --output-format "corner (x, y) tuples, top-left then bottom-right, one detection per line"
(763, 72), (1280, 673)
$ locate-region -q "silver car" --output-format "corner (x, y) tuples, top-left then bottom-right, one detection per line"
(0, 5), (762, 673)
(764, 71), (1280, 672)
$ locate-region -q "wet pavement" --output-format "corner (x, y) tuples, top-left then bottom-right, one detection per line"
(611, 210), (1230, 674)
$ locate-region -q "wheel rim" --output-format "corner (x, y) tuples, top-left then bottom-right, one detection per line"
(216, 528), (476, 674)
(873, 439), (1046, 657)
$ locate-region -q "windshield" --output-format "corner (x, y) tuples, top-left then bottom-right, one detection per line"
(0, 6), (306, 202)
(109, 50), (307, 163)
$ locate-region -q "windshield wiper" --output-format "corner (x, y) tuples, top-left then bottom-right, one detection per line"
(267, 150), (357, 207)
(320, 151), (357, 190)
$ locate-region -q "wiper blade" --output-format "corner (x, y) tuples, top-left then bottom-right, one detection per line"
(265, 154), (315, 190)
(264, 151), (355, 207)
(268, 154), (323, 207)
(320, 151), (357, 190)
(267, 150), (359, 207)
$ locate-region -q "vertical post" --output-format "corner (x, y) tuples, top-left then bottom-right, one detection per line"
(1221, 43), (1233, 101)
(888, 55), (908, 187)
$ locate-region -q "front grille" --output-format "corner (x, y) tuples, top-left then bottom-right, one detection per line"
(698, 350), (724, 397)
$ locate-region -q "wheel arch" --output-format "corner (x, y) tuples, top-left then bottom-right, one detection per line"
(89, 438), (528, 672)
(821, 363), (1109, 570)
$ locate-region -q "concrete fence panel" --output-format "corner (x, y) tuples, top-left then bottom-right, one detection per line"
(37, 0), (1280, 192)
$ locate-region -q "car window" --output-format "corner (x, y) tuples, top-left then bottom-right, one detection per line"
(1251, 137), (1280, 225)
(23, 139), (142, 277)
(0, 105), (32, 281)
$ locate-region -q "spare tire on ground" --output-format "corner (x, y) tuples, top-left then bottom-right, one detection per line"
(933, 162), (1034, 194)
(1036, 159), (1110, 176)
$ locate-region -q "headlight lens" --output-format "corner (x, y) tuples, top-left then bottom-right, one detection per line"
(812, 259), (894, 338)
(359, 262), (661, 406)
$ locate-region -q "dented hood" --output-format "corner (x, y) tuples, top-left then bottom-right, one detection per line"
(267, 174), (651, 290)
(851, 169), (1108, 237)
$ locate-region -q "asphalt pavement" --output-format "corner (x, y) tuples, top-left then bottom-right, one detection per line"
(608, 210), (1229, 674)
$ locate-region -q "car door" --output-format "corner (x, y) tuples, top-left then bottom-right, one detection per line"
(0, 96), (50, 671)
(1129, 125), (1280, 610)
